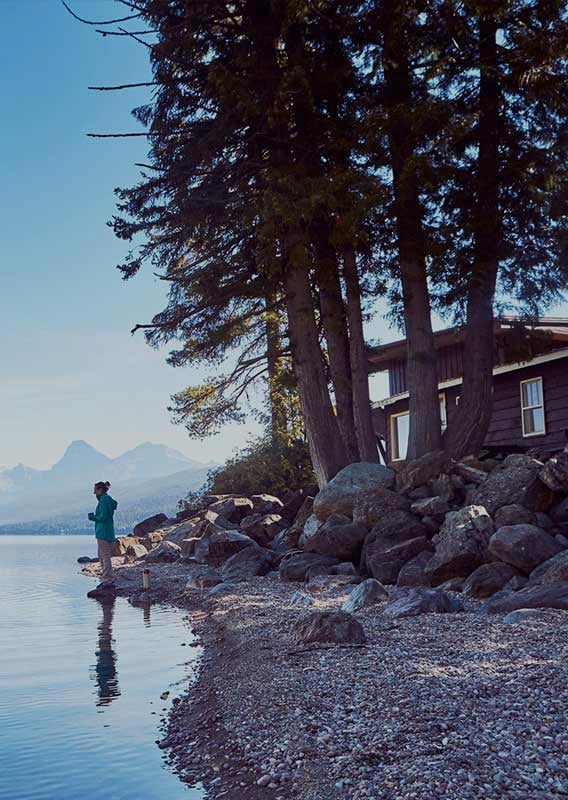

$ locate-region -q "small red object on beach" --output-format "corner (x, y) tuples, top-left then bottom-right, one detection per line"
(143, 568), (150, 591)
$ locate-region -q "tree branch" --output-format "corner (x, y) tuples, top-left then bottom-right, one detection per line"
(88, 82), (157, 91)
(60, 1), (140, 25)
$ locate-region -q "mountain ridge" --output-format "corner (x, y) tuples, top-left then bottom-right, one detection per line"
(0, 441), (217, 527)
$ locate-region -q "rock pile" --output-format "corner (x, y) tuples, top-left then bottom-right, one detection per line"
(117, 448), (568, 616)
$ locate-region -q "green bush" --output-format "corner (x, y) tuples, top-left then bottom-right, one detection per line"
(206, 436), (315, 498)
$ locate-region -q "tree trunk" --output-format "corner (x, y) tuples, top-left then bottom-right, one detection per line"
(265, 296), (288, 448)
(312, 224), (360, 462)
(284, 251), (349, 485)
(444, 15), (500, 458)
(380, 1), (441, 459)
(343, 246), (378, 462)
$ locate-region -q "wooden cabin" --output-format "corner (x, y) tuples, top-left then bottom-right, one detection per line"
(368, 317), (568, 463)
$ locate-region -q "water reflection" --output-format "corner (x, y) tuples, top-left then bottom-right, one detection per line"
(91, 598), (120, 707)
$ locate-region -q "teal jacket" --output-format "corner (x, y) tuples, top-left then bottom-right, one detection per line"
(88, 494), (118, 542)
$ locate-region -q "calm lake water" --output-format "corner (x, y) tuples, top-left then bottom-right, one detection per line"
(0, 535), (202, 800)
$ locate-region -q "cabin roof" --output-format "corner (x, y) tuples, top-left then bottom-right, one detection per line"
(367, 316), (568, 371)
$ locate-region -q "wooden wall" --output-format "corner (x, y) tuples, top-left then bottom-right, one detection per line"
(373, 356), (568, 461)
(387, 344), (464, 396)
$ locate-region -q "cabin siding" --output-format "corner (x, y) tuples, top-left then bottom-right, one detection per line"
(373, 356), (568, 461)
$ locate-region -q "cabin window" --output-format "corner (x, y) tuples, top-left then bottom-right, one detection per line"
(391, 394), (448, 461)
(521, 377), (545, 436)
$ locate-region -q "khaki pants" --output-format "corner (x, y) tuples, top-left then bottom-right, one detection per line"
(97, 539), (114, 583)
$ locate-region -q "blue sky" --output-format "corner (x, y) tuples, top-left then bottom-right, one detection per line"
(1, 1), (565, 471)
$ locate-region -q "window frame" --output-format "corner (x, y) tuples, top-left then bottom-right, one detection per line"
(520, 376), (546, 438)
(390, 392), (448, 461)
(390, 410), (409, 462)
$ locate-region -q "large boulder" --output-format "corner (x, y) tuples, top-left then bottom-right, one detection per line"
(397, 551), (433, 587)
(303, 516), (368, 562)
(353, 488), (410, 530)
(279, 552), (340, 582)
(163, 520), (200, 546)
(280, 490), (309, 523)
(139, 531), (164, 550)
(396, 451), (450, 494)
(124, 542), (148, 560)
(194, 529), (256, 566)
(112, 536), (140, 557)
(365, 536), (433, 585)
(463, 562), (520, 598)
(551, 497), (568, 524)
(133, 513), (169, 538)
(425, 505), (494, 586)
(488, 524), (562, 573)
(250, 494), (284, 515)
(361, 510), (427, 573)
(539, 451), (568, 493)
(471, 454), (542, 514)
(291, 611), (367, 646)
(383, 587), (464, 618)
(283, 496), (315, 549)
(484, 582), (568, 614)
(186, 566), (223, 589)
(207, 496), (254, 523)
(342, 579), (388, 613)
(529, 550), (568, 585)
(493, 504), (536, 529)
(221, 545), (278, 582)
(410, 496), (451, 517)
(240, 513), (286, 547)
(144, 540), (181, 563)
(313, 463), (395, 521)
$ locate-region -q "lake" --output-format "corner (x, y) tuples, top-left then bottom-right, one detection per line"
(0, 536), (202, 800)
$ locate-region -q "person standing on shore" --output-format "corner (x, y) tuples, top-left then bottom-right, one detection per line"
(88, 481), (118, 591)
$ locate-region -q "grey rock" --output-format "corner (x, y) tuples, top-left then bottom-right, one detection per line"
(279, 552), (340, 582)
(221, 545), (278, 582)
(289, 591), (314, 607)
(463, 562), (520, 598)
(207, 496), (254, 523)
(250, 494), (284, 515)
(291, 611), (367, 646)
(488, 524), (562, 573)
(410, 496), (451, 517)
(396, 551), (433, 587)
(556, 533), (568, 549)
(425, 505), (493, 586)
(209, 581), (238, 596)
(333, 562), (358, 576)
(383, 587), (464, 618)
(240, 513), (286, 546)
(353, 488), (410, 530)
(77, 556), (98, 564)
(144, 540), (181, 562)
(471, 454), (542, 514)
(438, 577), (465, 592)
(395, 451), (450, 493)
(180, 537), (200, 559)
(163, 520), (200, 546)
(125, 542), (148, 560)
(551, 496), (568, 524)
(186, 566), (223, 589)
(133, 513), (168, 538)
(452, 462), (488, 485)
(193, 528), (255, 565)
(313, 462), (395, 522)
(529, 550), (568, 585)
(342, 579), (388, 613)
(303, 517), (368, 562)
(503, 608), (547, 624)
(280, 489), (306, 524)
(484, 582), (568, 614)
(493, 504), (536, 529)
(366, 536), (433, 585)
(539, 451), (568, 493)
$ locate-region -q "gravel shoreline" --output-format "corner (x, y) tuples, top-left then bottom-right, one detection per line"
(84, 560), (568, 800)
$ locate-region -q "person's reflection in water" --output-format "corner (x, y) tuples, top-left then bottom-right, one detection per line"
(91, 597), (120, 707)
(143, 604), (151, 627)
